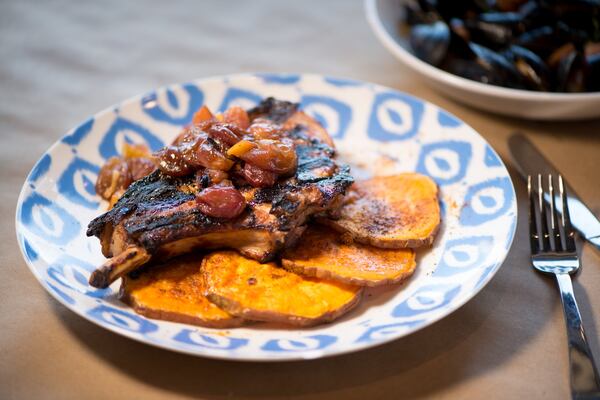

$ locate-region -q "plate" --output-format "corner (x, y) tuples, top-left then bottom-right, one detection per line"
(365, 0), (600, 120)
(16, 73), (517, 361)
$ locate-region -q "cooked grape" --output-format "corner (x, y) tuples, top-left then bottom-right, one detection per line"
(248, 118), (282, 139)
(98, 104), (300, 194)
(205, 123), (243, 146)
(196, 186), (246, 218)
(242, 163), (277, 187)
(192, 138), (234, 171)
(237, 138), (297, 174)
(127, 157), (156, 181)
(95, 157), (132, 200)
(223, 106), (250, 129)
(172, 127), (200, 146)
(154, 146), (193, 177)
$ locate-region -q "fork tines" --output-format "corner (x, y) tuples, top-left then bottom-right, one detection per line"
(528, 174), (576, 254)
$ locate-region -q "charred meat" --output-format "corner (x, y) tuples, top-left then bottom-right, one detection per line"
(87, 98), (353, 288)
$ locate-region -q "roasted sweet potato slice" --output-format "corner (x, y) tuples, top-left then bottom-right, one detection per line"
(120, 256), (244, 328)
(320, 173), (440, 248)
(201, 251), (362, 326)
(282, 226), (416, 286)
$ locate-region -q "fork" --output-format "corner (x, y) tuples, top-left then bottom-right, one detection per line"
(528, 174), (600, 399)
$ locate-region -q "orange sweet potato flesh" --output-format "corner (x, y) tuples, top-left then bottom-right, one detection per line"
(282, 226), (416, 286)
(201, 251), (363, 326)
(120, 256), (244, 328)
(321, 173), (440, 249)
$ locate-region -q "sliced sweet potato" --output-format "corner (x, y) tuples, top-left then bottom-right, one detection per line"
(201, 251), (362, 326)
(320, 173), (440, 249)
(282, 111), (335, 148)
(282, 226), (416, 286)
(120, 256), (244, 328)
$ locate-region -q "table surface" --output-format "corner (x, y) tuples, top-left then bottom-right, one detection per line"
(2, 1), (600, 399)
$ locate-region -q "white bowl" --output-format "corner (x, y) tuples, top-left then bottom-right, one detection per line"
(365, 0), (600, 120)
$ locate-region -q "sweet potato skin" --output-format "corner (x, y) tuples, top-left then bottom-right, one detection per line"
(282, 226), (416, 286)
(120, 256), (244, 328)
(201, 251), (363, 326)
(321, 173), (440, 249)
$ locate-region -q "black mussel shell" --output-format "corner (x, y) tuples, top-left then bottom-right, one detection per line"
(434, 0), (484, 20)
(479, 11), (523, 26)
(403, 0), (440, 26)
(550, 1), (600, 40)
(516, 26), (569, 59)
(493, 0), (528, 12)
(518, 1), (554, 31)
(587, 52), (600, 91)
(410, 21), (451, 66)
(469, 43), (529, 88)
(556, 50), (590, 92)
(402, 0), (600, 92)
(464, 18), (514, 49)
(502, 45), (551, 90)
(442, 57), (494, 84)
(442, 42), (528, 89)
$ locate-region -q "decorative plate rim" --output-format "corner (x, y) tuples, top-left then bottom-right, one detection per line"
(15, 72), (517, 361)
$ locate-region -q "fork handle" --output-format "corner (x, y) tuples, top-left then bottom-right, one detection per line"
(555, 273), (600, 399)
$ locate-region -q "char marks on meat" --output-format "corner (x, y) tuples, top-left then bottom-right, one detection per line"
(87, 98), (353, 288)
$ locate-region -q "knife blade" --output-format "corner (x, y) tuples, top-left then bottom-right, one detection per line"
(509, 133), (600, 251)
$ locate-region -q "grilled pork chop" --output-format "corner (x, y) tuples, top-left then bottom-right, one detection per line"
(87, 99), (353, 288)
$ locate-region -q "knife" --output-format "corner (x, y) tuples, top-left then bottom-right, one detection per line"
(509, 133), (600, 251)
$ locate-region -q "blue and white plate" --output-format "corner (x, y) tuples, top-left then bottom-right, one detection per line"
(15, 73), (517, 361)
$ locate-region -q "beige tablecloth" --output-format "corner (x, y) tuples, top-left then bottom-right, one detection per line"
(2, 1), (600, 399)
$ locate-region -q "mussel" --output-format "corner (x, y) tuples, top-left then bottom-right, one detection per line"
(402, 0), (600, 92)
(555, 49), (590, 92)
(403, 0), (440, 25)
(502, 45), (550, 90)
(410, 21), (451, 66)
(410, 19), (531, 89)
(464, 17), (515, 50)
(588, 53), (600, 91)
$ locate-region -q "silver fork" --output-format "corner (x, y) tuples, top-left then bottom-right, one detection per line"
(529, 174), (600, 399)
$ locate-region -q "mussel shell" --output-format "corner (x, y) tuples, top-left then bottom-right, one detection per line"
(493, 0), (528, 12)
(502, 45), (551, 90)
(403, 0), (600, 92)
(516, 26), (569, 59)
(403, 0), (440, 26)
(556, 50), (590, 92)
(442, 42), (528, 89)
(434, 0), (488, 21)
(587, 52), (600, 91)
(479, 11), (523, 25)
(442, 57), (494, 84)
(518, 1), (555, 30)
(410, 21), (451, 66)
(548, 0), (600, 13)
(469, 43), (529, 88)
(464, 18), (514, 49)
